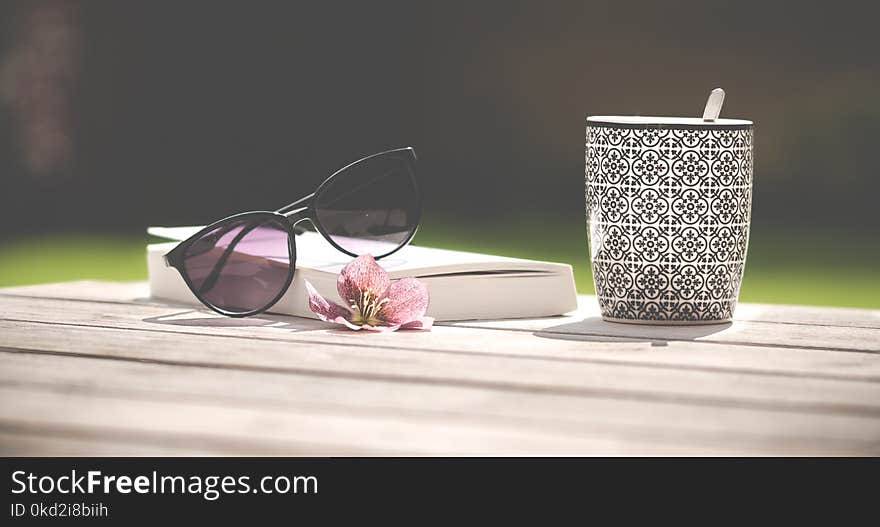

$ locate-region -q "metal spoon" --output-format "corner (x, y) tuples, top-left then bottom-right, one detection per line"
(702, 88), (725, 122)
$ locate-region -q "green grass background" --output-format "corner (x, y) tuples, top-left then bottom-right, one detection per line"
(1, 216), (877, 308)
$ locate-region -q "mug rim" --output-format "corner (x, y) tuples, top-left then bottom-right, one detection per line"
(587, 115), (752, 130)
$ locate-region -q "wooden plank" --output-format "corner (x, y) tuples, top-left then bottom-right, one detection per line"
(4, 296), (880, 383)
(2, 284), (879, 353)
(0, 428), (229, 456)
(733, 302), (880, 329)
(1, 350), (877, 456)
(3, 321), (880, 418)
(0, 280), (153, 305)
(3, 280), (878, 328)
(454, 316), (880, 354)
(3, 377), (877, 456)
(6, 385), (768, 456)
(1, 280), (877, 455)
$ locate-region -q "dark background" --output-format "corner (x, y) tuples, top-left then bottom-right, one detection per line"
(2, 0), (879, 234)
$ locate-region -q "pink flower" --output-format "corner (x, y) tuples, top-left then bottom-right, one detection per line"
(305, 254), (433, 332)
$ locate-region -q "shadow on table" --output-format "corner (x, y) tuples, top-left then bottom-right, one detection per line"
(533, 316), (731, 346)
(142, 310), (329, 332)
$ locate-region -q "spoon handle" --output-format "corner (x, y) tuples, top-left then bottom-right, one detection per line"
(702, 88), (726, 121)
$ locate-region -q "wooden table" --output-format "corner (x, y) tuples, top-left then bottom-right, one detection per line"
(1, 280), (878, 456)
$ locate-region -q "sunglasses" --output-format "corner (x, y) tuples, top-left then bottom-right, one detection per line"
(164, 147), (421, 317)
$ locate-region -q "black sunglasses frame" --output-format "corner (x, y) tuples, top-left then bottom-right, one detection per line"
(163, 146), (421, 318)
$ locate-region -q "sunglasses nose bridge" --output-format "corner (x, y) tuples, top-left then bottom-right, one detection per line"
(283, 207), (317, 236)
(282, 206), (309, 221)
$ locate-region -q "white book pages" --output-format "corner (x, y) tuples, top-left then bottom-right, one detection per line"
(147, 226), (578, 321)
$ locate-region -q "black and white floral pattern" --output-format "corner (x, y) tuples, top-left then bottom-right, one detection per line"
(586, 123), (753, 323)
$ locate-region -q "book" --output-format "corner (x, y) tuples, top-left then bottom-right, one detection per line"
(146, 226), (578, 321)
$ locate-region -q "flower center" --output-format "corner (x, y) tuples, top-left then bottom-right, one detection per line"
(349, 290), (389, 326)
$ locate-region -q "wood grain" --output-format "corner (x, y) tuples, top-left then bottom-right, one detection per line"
(1, 350), (877, 456)
(3, 282), (879, 353)
(4, 280), (878, 328)
(0, 280), (878, 455)
(4, 296), (880, 382)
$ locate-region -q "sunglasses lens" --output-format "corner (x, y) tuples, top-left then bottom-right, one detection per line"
(182, 215), (293, 314)
(314, 151), (419, 257)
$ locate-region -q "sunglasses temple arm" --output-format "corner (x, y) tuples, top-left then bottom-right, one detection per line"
(172, 194), (310, 270)
(274, 146), (416, 217)
(195, 221), (263, 295)
(275, 192), (315, 215)
(164, 220), (242, 267)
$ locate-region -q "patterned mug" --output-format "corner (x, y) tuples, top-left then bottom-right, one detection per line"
(585, 116), (753, 324)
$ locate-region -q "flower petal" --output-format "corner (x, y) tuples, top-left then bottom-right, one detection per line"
(380, 277), (430, 325)
(305, 281), (352, 323)
(333, 316), (365, 330)
(337, 254), (391, 305)
(400, 316), (434, 330)
(362, 323), (401, 333)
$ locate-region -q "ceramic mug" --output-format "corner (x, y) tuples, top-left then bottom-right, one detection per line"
(585, 116), (753, 324)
